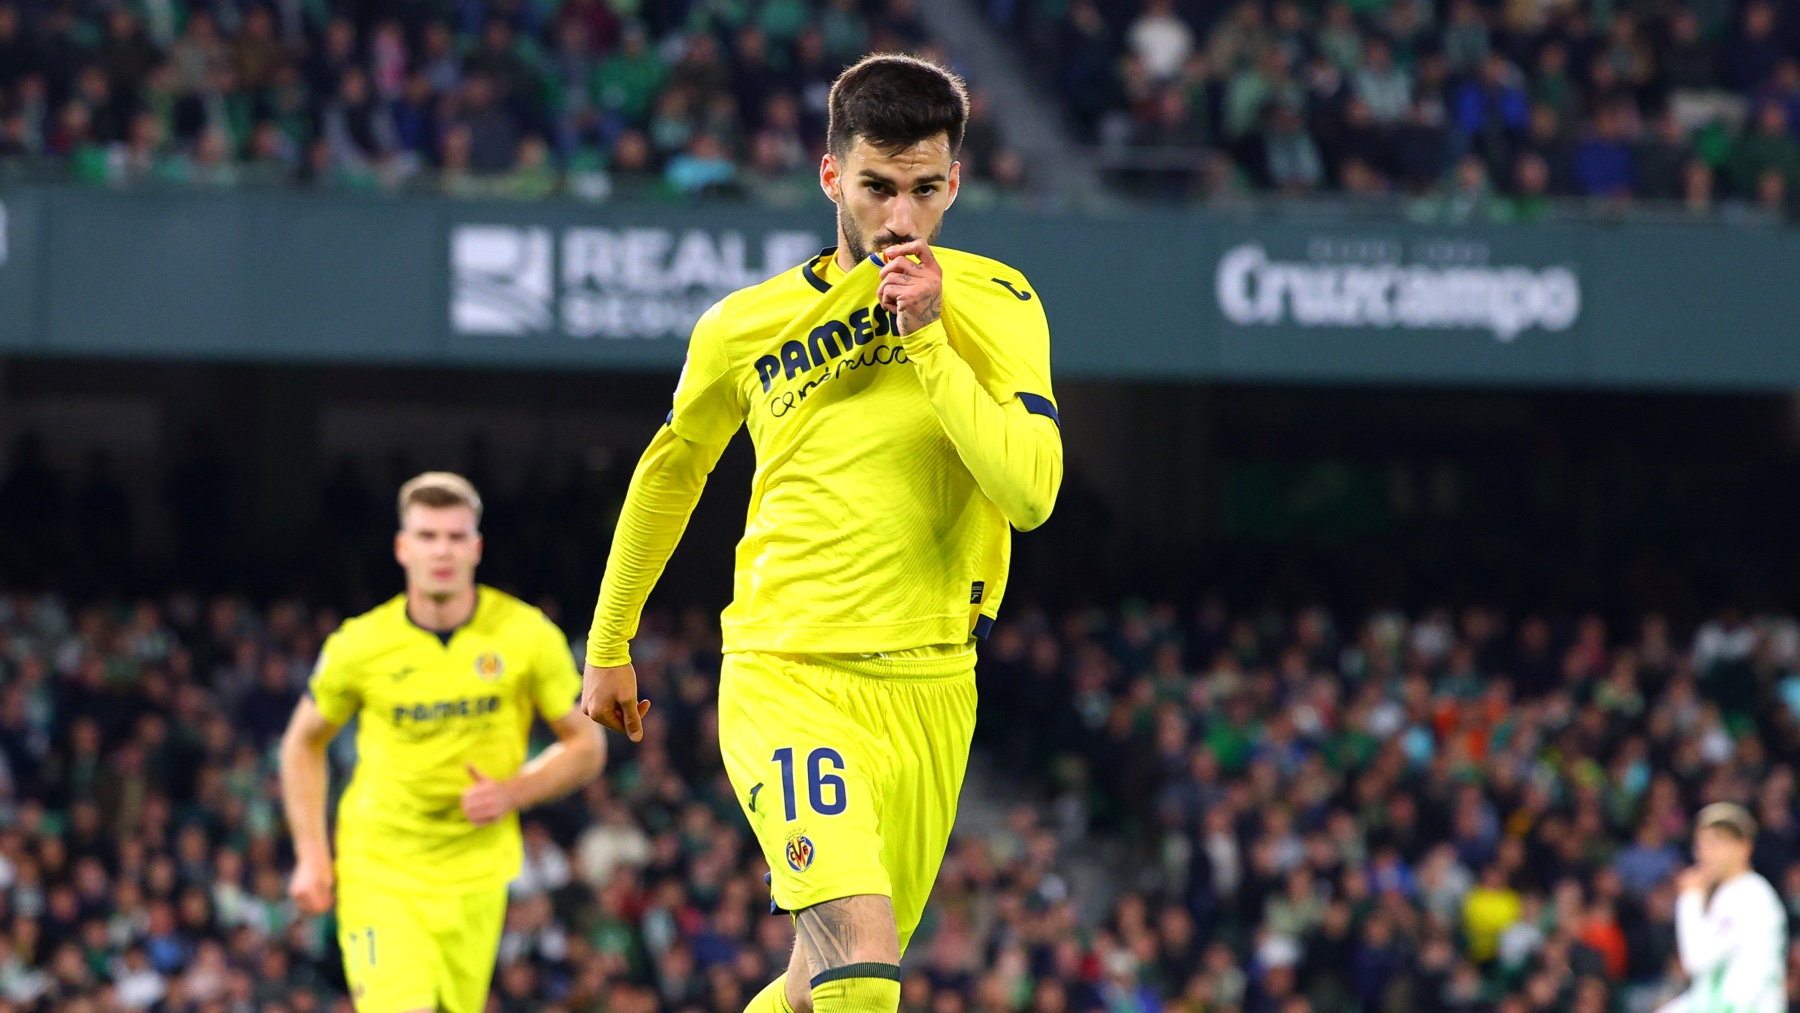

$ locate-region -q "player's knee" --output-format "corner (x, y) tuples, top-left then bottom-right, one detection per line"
(809, 966), (901, 1013)
(795, 897), (900, 1013)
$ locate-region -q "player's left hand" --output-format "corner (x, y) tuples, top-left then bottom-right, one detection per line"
(462, 764), (516, 825)
(877, 240), (943, 338)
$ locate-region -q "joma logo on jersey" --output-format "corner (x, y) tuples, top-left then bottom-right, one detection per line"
(473, 652), (505, 681)
(754, 306), (901, 392)
(392, 695), (502, 724)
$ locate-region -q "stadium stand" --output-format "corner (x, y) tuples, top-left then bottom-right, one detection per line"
(2, 588), (1799, 1013)
(994, 0), (1800, 208)
(0, 0), (1028, 200)
(981, 600), (1800, 1013)
(0, 587), (1089, 1013)
(4, 394), (1800, 1013)
(11, 0), (1800, 211)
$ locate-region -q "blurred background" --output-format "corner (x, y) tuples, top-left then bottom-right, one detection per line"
(6, 0), (1800, 1010)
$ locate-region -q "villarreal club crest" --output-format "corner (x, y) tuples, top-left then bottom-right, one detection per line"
(474, 652), (505, 681)
(785, 833), (815, 872)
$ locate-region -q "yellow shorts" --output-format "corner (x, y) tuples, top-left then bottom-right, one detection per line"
(335, 878), (508, 1013)
(718, 648), (977, 955)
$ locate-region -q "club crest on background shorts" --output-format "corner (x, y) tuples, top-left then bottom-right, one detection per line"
(786, 834), (815, 872)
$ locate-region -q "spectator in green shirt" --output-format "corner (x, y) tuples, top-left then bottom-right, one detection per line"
(820, 0), (870, 64)
(1501, 152), (1554, 222)
(757, 0), (811, 47)
(591, 23), (665, 124)
(1204, 696), (1257, 773)
(1730, 101), (1800, 196)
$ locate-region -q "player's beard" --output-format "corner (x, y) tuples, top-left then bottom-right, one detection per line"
(838, 203), (943, 263)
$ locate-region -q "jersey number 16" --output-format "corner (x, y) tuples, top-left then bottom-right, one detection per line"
(772, 746), (847, 821)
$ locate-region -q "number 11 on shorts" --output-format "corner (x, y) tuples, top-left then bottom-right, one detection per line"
(346, 927), (375, 966)
(772, 747), (848, 820)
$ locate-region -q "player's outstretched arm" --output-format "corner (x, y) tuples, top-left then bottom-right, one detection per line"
(585, 425), (729, 738)
(878, 240), (1063, 531)
(278, 696), (342, 916)
(462, 710), (604, 825)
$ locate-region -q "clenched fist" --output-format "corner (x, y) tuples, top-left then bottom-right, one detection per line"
(877, 240), (944, 337)
(581, 662), (652, 742)
(288, 856), (334, 916)
(461, 764), (516, 826)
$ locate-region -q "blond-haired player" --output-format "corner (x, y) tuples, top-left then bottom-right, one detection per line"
(280, 472), (603, 1013)
(1658, 802), (1788, 1013)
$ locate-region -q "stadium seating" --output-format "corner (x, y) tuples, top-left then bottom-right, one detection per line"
(0, 0), (1025, 200)
(13, 0), (1800, 211)
(994, 0), (1800, 210)
(2, 583), (1797, 1012)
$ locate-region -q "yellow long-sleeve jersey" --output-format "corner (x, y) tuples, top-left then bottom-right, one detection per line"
(587, 246), (1062, 665)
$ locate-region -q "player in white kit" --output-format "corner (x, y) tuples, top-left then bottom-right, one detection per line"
(1658, 802), (1789, 1013)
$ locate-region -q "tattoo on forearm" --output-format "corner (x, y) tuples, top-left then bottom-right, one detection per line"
(796, 901), (862, 973)
(916, 293), (942, 328)
(902, 292), (942, 334)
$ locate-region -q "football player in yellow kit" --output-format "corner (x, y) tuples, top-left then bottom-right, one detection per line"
(582, 54), (1062, 1013)
(279, 472), (604, 1013)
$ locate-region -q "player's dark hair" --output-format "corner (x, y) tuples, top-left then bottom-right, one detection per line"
(827, 54), (969, 159)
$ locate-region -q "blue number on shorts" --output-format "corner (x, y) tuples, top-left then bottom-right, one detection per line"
(773, 746), (849, 818)
(808, 748), (847, 815)
(773, 747), (798, 821)
(347, 928), (376, 966)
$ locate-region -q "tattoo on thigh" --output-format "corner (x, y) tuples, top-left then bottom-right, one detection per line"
(796, 900), (861, 973)
(795, 896), (897, 975)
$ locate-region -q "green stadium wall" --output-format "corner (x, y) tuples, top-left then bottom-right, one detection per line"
(2, 185), (1798, 389)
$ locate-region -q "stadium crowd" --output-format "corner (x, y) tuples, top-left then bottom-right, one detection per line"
(0, 0), (1028, 201)
(1006, 0), (1800, 209)
(1, 581), (1799, 1013)
(7, 0), (1800, 210)
(982, 599), (1800, 1013)
(0, 587), (1085, 1013)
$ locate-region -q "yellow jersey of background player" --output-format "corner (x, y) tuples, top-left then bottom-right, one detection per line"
(279, 472), (604, 1013)
(582, 54), (1063, 1013)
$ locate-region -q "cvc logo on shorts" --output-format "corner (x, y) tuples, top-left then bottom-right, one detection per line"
(451, 224), (822, 340)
